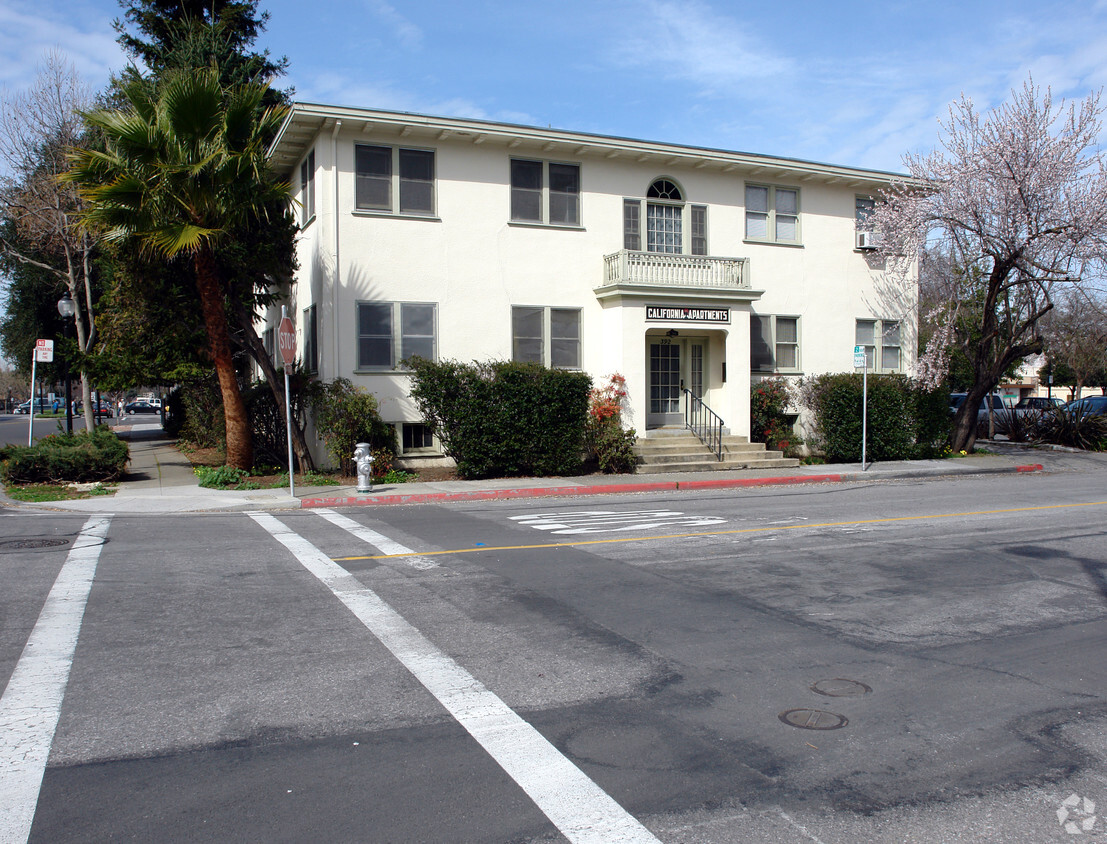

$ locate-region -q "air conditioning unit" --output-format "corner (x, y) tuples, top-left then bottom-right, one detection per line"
(856, 231), (881, 250)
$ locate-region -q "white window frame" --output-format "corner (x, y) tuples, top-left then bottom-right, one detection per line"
(356, 301), (438, 371)
(509, 158), (582, 227)
(400, 422), (437, 454)
(745, 183), (800, 244)
(855, 319), (902, 373)
(855, 195), (875, 229)
(354, 144), (437, 217)
(623, 179), (707, 255)
(751, 314), (801, 373)
(511, 306), (582, 369)
(303, 304), (318, 374)
(300, 149), (315, 226)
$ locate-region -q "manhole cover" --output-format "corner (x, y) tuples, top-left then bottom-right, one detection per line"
(0, 538), (70, 551)
(810, 678), (872, 698)
(779, 709), (849, 730)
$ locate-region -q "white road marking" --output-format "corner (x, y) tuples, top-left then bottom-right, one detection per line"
(313, 508), (438, 568)
(0, 516), (112, 844)
(248, 511), (660, 844)
(510, 509), (725, 534)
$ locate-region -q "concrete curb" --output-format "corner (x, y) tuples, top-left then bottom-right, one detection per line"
(300, 464), (1046, 509)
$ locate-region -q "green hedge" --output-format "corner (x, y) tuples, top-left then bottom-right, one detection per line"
(408, 358), (591, 479)
(800, 374), (949, 463)
(1, 427), (129, 484)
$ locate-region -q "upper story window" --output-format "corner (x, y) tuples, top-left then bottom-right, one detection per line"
(300, 149), (315, 225)
(855, 195), (875, 228)
(355, 144), (436, 216)
(745, 184), (799, 244)
(624, 178), (707, 255)
(855, 319), (901, 372)
(510, 159), (580, 225)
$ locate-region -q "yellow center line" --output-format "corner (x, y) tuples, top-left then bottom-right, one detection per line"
(332, 499), (1107, 562)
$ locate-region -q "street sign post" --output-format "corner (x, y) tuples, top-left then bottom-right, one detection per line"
(854, 345), (868, 471)
(34, 338), (54, 363)
(28, 340), (55, 445)
(278, 309), (296, 498)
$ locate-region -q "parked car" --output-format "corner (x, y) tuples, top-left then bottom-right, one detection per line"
(74, 400), (114, 419)
(1014, 396), (1064, 411)
(13, 398), (48, 415)
(950, 392), (1012, 435)
(1063, 395), (1107, 418)
(124, 400), (159, 415)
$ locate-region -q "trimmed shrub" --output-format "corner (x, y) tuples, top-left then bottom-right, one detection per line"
(306, 377), (397, 475)
(2, 427), (129, 484)
(800, 374), (949, 463)
(408, 358), (591, 479)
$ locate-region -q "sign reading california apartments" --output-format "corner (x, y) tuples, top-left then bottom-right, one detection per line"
(645, 306), (730, 324)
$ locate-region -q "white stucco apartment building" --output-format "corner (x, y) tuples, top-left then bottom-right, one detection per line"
(264, 104), (916, 465)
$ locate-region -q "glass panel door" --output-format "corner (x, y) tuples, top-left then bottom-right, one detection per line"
(690, 343), (704, 399)
(649, 341), (682, 426)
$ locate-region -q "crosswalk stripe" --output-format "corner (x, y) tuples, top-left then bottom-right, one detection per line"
(0, 516), (112, 844)
(248, 511), (660, 844)
(313, 508), (437, 568)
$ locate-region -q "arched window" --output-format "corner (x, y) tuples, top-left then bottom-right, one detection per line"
(645, 178), (683, 254)
(623, 178), (707, 255)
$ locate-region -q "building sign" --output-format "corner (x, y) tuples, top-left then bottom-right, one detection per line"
(645, 306), (730, 324)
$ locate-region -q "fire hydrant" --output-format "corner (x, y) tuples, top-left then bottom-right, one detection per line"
(354, 442), (374, 493)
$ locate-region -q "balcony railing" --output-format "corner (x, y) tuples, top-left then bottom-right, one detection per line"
(601, 250), (749, 290)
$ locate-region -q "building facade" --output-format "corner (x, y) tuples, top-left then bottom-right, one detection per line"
(265, 104), (916, 466)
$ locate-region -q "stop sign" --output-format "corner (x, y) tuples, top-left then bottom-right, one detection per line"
(277, 316), (296, 366)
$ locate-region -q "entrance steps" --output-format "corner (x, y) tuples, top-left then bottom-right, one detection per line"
(634, 428), (800, 474)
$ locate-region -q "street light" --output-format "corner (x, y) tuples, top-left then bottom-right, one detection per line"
(57, 291), (76, 435)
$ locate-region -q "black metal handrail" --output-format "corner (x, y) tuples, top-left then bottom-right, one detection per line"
(683, 389), (724, 460)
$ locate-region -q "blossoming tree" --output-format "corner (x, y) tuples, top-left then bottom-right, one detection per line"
(871, 78), (1107, 451)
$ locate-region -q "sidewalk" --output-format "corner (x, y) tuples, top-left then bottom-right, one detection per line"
(24, 423), (1098, 516)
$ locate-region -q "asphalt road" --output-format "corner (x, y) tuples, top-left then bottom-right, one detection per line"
(2, 468), (1105, 842)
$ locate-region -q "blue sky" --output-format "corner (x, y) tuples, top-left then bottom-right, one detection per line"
(1, 0), (1106, 172)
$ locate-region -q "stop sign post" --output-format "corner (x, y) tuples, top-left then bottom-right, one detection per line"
(278, 308), (296, 498)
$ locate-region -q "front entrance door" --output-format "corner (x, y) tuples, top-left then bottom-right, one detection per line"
(648, 340), (682, 427)
(647, 337), (709, 428)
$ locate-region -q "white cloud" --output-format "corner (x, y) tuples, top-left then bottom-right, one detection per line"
(0, 2), (125, 94)
(361, 0), (423, 50)
(612, 0), (794, 93)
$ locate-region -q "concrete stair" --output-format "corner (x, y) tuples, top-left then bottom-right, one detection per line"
(634, 429), (800, 474)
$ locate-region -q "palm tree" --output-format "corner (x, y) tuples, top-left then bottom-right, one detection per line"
(65, 68), (288, 469)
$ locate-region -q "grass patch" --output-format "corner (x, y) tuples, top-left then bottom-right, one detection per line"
(6, 482), (116, 502)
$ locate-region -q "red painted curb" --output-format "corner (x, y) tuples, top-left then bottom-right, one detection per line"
(301, 482), (679, 508)
(299, 464), (1045, 508)
(677, 474), (845, 491)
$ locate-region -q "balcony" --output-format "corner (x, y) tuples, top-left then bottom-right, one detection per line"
(599, 250), (750, 296)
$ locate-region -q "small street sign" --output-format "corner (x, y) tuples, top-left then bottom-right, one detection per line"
(853, 344), (866, 368)
(34, 339), (54, 363)
(277, 316), (296, 366)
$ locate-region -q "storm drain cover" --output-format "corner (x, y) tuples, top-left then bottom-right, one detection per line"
(0, 538), (70, 551)
(810, 678), (872, 698)
(779, 709), (849, 730)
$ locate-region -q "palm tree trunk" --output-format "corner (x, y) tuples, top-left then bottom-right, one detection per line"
(194, 245), (252, 469)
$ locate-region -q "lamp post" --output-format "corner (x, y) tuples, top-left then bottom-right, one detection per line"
(57, 291), (76, 435)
